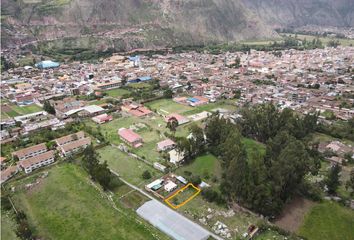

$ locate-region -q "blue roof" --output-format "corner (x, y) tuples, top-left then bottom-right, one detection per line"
(138, 76), (152, 81)
(188, 98), (199, 103)
(35, 60), (60, 69)
(128, 56), (140, 61)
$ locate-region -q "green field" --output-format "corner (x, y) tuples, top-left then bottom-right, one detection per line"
(298, 201), (354, 240)
(176, 154), (222, 180)
(254, 230), (287, 240)
(1, 211), (20, 240)
(1, 104), (42, 119)
(97, 146), (163, 186)
(9, 163), (168, 240)
(284, 33), (354, 47)
(104, 88), (130, 98)
(146, 99), (193, 114)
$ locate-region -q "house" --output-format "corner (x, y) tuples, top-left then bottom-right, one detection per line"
(0, 157), (7, 168)
(165, 113), (190, 125)
(121, 102), (153, 117)
(1, 165), (19, 184)
(169, 149), (185, 164)
(92, 114), (113, 124)
(57, 137), (91, 156)
(95, 80), (122, 90)
(19, 150), (55, 174)
(118, 128), (143, 148)
(157, 139), (176, 152)
(153, 162), (167, 172)
(55, 131), (85, 146)
(164, 180), (177, 192)
(12, 143), (47, 161)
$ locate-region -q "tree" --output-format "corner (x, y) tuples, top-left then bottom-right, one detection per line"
(346, 169), (354, 196)
(166, 117), (178, 134)
(188, 124), (205, 156)
(163, 89), (173, 99)
(43, 101), (56, 115)
(142, 170), (152, 179)
(326, 164), (341, 195)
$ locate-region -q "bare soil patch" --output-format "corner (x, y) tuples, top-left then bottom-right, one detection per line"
(274, 196), (315, 232)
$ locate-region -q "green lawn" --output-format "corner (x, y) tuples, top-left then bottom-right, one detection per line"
(1, 211), (20, 240)
(104, 88), (130, 98)
(97, 146), (163, 186)
(176, 154), (222, 181)
(298, 201), (354, 240)
(9, 163), (168, 240)
(88, 114), (170, 163)
(146, 99), (193, 114)
(254, 230), (287, 240)
(1, 104), (42, 118)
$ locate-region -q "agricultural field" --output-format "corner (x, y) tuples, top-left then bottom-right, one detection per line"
(8, 163), (169, 240)
(97, 146), (164, 186)
(284, 33), (354, 47)
(298, 201), (354, 240)
(1, 103), (42, 119)
(103, 88), (130, 98)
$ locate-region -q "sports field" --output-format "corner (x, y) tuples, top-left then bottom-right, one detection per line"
(104, 88), (131, 98)
(298, 201), (354, 240)
(9, 163), (169, 240)
(1, 103), (42, 119)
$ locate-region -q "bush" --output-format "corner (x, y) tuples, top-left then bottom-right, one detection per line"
(201, 188), (225, 205)
(142, 170), (152, 179)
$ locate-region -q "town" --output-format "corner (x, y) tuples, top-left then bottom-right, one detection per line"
(1, 45), (354, 240)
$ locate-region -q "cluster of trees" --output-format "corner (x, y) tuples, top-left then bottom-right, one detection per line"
(204, 104), (322, 216)
(318, 118), (354, 142)
(82, 145), (121, 191)
(173, 124), (205, 163)
(43, 101), (56, 115)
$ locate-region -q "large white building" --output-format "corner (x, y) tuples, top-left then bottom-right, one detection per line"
(19, 150), (55, 174)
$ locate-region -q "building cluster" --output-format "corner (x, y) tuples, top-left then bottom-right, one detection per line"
(1, 132), (91, 183)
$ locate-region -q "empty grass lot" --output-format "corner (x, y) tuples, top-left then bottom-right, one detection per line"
(298, 201), (354, 240)
(97, 146), (163, 186)
(10, 164), (168, 240)
(1, 211), (20, 240)
(176, 154), (222, 180)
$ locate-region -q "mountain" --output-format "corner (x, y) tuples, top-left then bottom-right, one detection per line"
(1, 0), (353, 51)
(241, 0), (354, 28)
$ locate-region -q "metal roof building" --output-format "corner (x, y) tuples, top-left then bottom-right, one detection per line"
(35, 60), (60, 69)
(137, 200), (210, 240)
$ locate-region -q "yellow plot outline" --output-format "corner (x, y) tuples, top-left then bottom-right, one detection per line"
(164, 183), (201, 209)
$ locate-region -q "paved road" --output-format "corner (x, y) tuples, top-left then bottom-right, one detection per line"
(109, 169), (224, 240)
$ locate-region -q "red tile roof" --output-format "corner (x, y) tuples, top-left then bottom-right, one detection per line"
(19, 150), (55, 169)
(118, 128), (142, 143)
